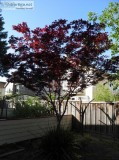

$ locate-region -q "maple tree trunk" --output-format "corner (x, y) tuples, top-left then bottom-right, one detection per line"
(56, 119), (61, 130)
(56, 112), (63, 130)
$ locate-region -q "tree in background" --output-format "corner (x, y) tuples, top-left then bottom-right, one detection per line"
(108, 80), (119, 100)
(0, 12), (9, 76)
(88, 2), (119, 86)
(88, 2), (119, 55)
(94, 82), (115, 102)
(94, 80), (119, 102)
(8, 19), (112, 128)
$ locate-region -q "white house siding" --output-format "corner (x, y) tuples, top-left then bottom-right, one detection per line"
(61, 79), (95, 100)
(85, 86), (95, 100)
(62, 80), (68, 91)
(5, 83), (13, 95)
(0, 82), (6, 97)
(0, 81), (13, 97)
(0, 88), (5, 97)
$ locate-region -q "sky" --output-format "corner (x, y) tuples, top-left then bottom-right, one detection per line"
(0, 0), (119, 81)
(1, 0), (119, 37)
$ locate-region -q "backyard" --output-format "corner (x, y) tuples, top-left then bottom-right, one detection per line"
(0, 99), (119, 160)
(0, 1), (119, 160)
(0, 132), (119, 160)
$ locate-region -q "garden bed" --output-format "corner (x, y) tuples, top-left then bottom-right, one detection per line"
(0, 132), (119, 160)
(76, 133), (119, 160)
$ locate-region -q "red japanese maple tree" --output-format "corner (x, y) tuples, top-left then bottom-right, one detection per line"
(8, 19), (111, 127)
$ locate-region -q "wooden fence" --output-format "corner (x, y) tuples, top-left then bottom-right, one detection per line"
(61, 101), (119, 139)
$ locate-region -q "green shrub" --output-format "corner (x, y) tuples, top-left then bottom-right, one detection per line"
(38, 128), (80, 160)
(14, 100), (52, 118)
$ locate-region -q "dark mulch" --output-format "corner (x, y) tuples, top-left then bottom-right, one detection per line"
(78, 134), (119, 160)
(0, 139), (41, 160)
(0, 133), (119, 160)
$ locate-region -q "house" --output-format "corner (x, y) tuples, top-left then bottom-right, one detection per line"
(0, 82), (6, 97)
(13, 83), (35, 101)
(0, 81), (13, 112)
(0, 76), (95, 101)
(13, 81), (95, 101)
(61, 80), (95, 101)
(0, 81), (13, 98)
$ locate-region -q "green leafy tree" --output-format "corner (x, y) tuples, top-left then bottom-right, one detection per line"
(88, 2), (119, 55)
(94, 82), (119, 102)
(108, 80), (119, 98)
(88, 2), (119, 81)
(0, 12), (9, 76)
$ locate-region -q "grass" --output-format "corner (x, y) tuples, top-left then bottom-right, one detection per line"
(0, 132), (119, 160)
(75, 133), (119, 160)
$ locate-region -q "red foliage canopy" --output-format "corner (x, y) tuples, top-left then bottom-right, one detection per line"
(8, 19), (111, 97)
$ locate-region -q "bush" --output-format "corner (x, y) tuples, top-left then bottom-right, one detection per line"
(14, 99), (52, 118)
(38, 128), (80, 160)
